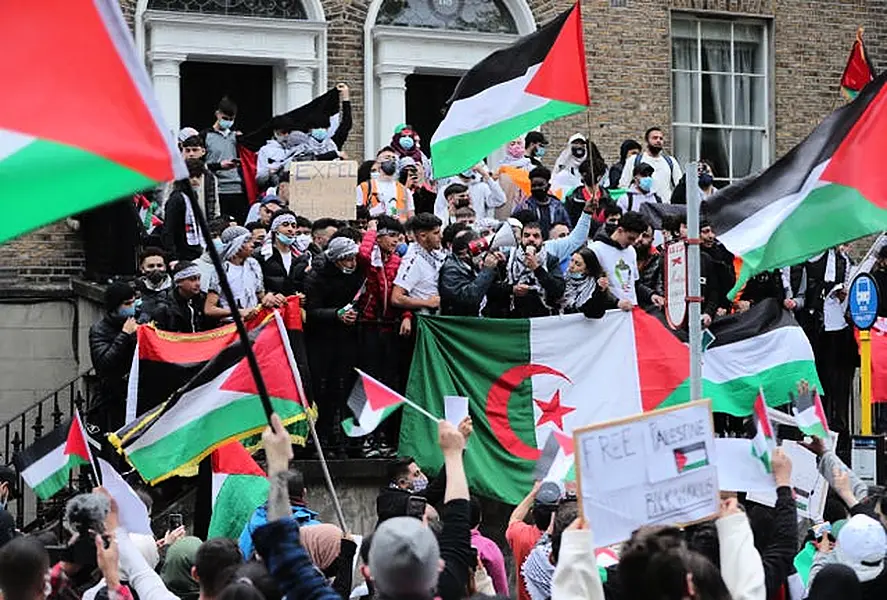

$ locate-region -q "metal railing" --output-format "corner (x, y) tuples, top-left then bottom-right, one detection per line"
(1, 371), (97, 530)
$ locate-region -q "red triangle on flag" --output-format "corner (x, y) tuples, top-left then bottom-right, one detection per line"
(211, 442), (266, 477)
(64, 416), (91, 463)
(675, 451), (687, 471)
(632, 310), (691, 411)
(360, 372), (406, 412)
(754, 390), (774, 439)
(553, 430), (574, 456)
(523, 2), (589, 107)
(219, 324), (303, 404)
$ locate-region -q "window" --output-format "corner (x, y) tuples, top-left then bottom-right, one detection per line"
(671, 16), (770, 184)
(147, 0), (307, 19)
(376, 0), (518, 34)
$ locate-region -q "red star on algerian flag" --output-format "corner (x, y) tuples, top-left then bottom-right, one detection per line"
(534, 390), (575, 430)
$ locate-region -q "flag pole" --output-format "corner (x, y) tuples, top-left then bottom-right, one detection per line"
(686, 163), (703, 401)
(75, 410), (102, 487)
(185, 189), (275, 422)
(273, 312), (349, 532)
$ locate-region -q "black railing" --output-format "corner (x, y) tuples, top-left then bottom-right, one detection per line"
(1, 371), (97, 530)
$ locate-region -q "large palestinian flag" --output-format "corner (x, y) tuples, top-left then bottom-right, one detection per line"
(112, 313), (310, 484)
(400, 299), (819, 504)
(706, 70), (887, 298)
(0, 1), (185, 244)
(430, 2), (588, 178)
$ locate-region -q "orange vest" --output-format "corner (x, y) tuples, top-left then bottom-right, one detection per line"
(359, 180), (409, 221)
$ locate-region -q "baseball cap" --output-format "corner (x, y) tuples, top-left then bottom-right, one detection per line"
(0, 465), (18, 499)
(368, 517), (440, 596)
(835, 514), (887, 582)
(260, 194), (283, 207)
(525, 131), (549, 147)
(178, 127), (200, 143)
(534, 481), (562, 506)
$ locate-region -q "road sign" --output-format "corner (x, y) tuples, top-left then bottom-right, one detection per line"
(849, 272), (880, 330)
(665, 241), (688, 330)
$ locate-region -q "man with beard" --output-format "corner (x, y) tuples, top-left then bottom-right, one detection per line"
(489, 222), (564, 318)
(134, 247), (172, 322)
(699, 220), (736, 318)
(618, 127), (683, 202)
(356, 147), (414, 222)
(439, 229), (504, 317)
(512, 167), (571, 238)
(635, 225), (663, 308)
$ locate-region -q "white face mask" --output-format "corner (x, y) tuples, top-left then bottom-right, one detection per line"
(295, 234), (311, 252)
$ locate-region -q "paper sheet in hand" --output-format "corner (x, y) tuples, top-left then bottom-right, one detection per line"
(714, 438), (776, 492)
(444, 396), (469, 426)
(747, 441), (826, 520)
(98, 458), (153, 536)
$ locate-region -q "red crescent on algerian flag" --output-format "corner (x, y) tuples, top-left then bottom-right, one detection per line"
(485, 364), (571, 460)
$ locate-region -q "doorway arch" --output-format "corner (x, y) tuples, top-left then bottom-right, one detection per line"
(363, 0), (536, 159)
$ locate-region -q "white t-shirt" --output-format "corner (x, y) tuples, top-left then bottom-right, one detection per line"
(394, 245), (445, 309)
(355, 178), (415, 217)
(618, 152), (683, 203)
(589, 240), (639, 305)
(617, 187), (661, 213)
(280, 249), (293, 273)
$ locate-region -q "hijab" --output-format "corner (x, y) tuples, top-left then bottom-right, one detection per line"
(300, 524), (343, 571)
(161, 536), (202, 600)
(809, 564), (861, 600)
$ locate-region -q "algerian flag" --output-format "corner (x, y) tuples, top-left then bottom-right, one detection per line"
(341, 369), (405, 437)
(14, 413), (93, 500)
(0, 0), (186, 244)
(430, 2), (589, 178)
(533, 431), (575, 483)
(751, 389), (777, 473)
(706, 70), (887, 298)
(208, 442), (269, 540)
(790, 385), (830, 439)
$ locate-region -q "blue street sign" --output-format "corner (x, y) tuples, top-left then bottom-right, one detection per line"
(849, 272), (880, 330)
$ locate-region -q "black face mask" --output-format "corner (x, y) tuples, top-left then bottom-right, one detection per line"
(146, 270), (166, 284)
(604, 222), (618, 236)
(699, 173), (714, 188)
(531, 187), (548, 202)
(380, 160), (397, 176)
(571, 147), (587, 159)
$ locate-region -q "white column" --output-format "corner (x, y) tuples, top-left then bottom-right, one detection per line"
(148, 52), (186, 132)
(285, 62), (315, 110)
(377, 69), (409, 150)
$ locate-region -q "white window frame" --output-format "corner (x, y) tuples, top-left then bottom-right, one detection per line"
(670, 15), (771, 184)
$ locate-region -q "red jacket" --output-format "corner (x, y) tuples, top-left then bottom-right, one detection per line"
(357, 229), (410, 324)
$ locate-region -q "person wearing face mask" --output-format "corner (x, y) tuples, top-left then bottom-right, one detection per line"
(197, 215), (236, 291)
(356, 147), (415, 222)
(553, 133), (589, 189)
(525, 131), (549, 168)
(133, 247), (172, 323)
(304, 236), (365, 457)
(390, 124), (432, 176)
(204, 96), (248, 224)
(606, 139), (642, 190)
(398, 157), (436, 216)
(512, 167), (572, 239)
(257, 210), (308, 296)
(618, 127), (683, 202)
(618, 162), (662, 213)
(89, 282), (139, 430)
(439, 229), (504, 317)
(162, 159), (210, 262)
(500, 138), (533, 170)
(671, 160), (718, 205)
(565, 158), (613, 230)
(434, 162), (506, 221)
(256, 116), (295, 189)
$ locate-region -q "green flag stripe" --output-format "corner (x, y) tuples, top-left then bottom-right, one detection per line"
(32, 455), (88, 500)
(430, 100), (585, 177)
(0, 138), (157, 243)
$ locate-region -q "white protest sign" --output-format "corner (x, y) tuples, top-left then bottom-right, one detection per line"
(574, 400), (719, 547)
(747, 440), (827, 521)
(289, 160), (358, 221)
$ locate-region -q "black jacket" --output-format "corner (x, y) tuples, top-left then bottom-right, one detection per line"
(488, 251), (565, 318)
(637, 250), (664, 299)
(438, 255), (497, 317)
(701, 241), (735, 312)
(436, 499), (474, 600)
(563, 285), (618, 318)
(751, 486), (798, 600)
(88, 313), (136, 429)
(740, 270), (785, 306)
(258, 248), (305, 296)
(152, 287), (207, 333)
(564, 186), (613, 228)
(303, 260), (364, 366)
(161, 191), (203, 262)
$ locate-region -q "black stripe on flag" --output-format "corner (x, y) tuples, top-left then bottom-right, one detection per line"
(346, 376), (368, 420)
(533, 433), (560, 481)
(706, 71), (887, 234)
(13, 420), (70, 470)
(705, 298), (797, 349)
(446, 7), (571, 103)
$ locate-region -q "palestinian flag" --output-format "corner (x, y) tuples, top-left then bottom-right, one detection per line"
(430, 2), (589, 178)
(706, 70), (887, 298)
(207, 442), (269, 540)
(0, 1), (185, 244)
(341, 370), (405, 437)
(14, 413), (93, 500)
(790, 386), (830, 439)
(841, 28), (875, 100)
(400, 298), (819, 504)
(111, 314), (309, 484)
(751, 389), (776, 474)
(127, 296), (308, 421)
(673, 441), (708, 473)
(533, 431), (575, 483)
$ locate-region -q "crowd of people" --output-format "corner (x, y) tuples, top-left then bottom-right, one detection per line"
(86, 94), (864, 459)
(2, 410), (887, 600)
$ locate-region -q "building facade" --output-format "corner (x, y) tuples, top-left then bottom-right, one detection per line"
(0, 0), (885, 411)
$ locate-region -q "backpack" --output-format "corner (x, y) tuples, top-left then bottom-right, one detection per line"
(624, 191), (662, 212)
(634, 153), (676, 187)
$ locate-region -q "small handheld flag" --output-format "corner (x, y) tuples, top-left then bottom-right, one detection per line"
(751, 388), (777, 474)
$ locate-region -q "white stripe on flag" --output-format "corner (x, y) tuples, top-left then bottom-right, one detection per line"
(20, 444), (68, 489)
(211, 472), (227, 507)
(0, 128), (35, 161)
(703, 326), (814, 383)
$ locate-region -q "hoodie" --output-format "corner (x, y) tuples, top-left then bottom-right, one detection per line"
(239, 503), (321, 559)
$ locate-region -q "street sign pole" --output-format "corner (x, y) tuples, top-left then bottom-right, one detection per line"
(849, 272), (880, 435)
(861, 329), (873, 435)
(686, 163), (702, 401)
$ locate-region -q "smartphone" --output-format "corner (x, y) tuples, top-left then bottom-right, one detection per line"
(406, 496), (427, 519)
(169, 513), (184, 530)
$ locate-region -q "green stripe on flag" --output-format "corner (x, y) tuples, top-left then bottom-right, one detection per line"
(731, 182), (887, 296)
(127, 397), (306, 483)
(431, 100), (585, 177)
(0, 139), (157, 243)
(32, 455), (87, 500)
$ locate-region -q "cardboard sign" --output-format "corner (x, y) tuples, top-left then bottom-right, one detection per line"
(289, 160), (358, 221)
(573, 400), (719, 546)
